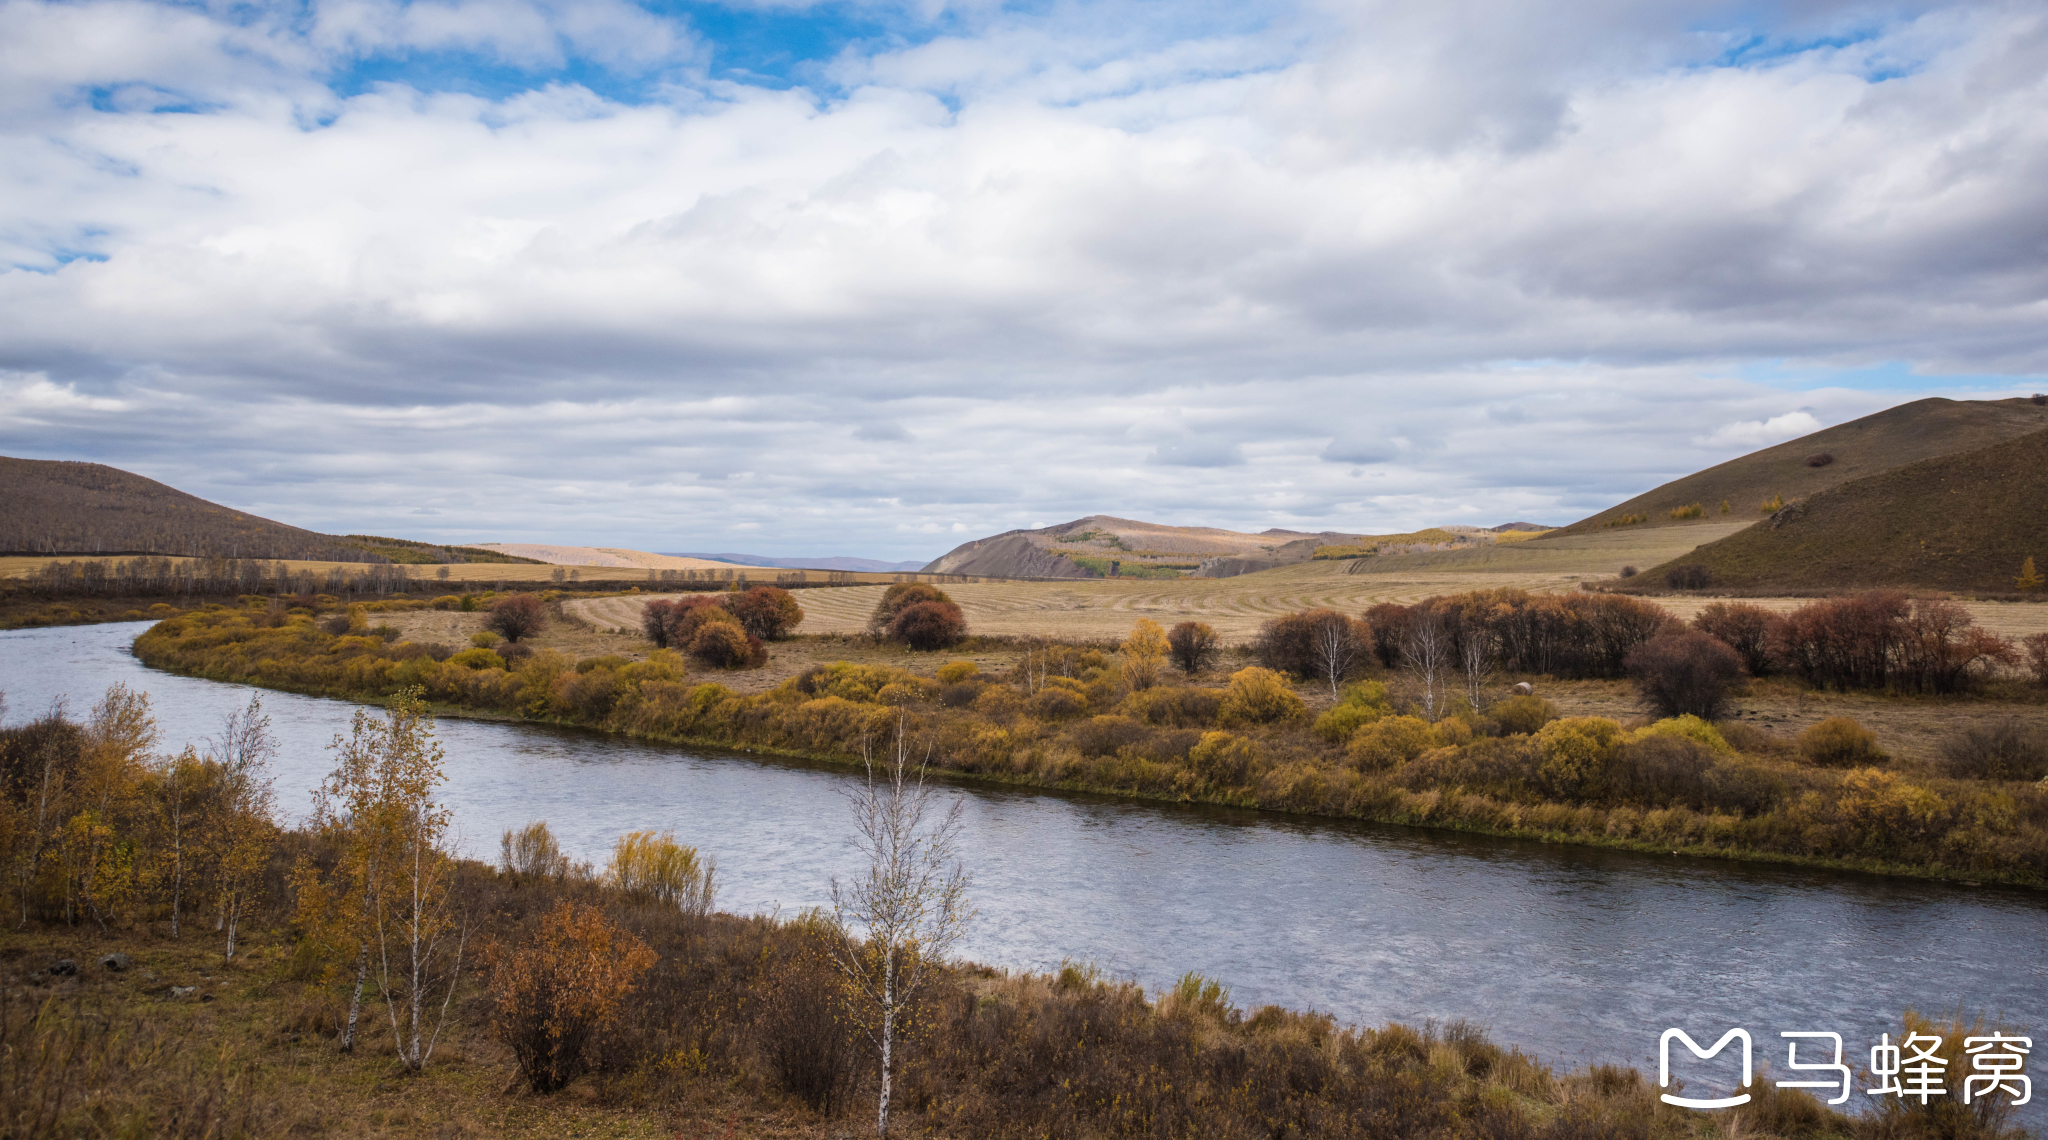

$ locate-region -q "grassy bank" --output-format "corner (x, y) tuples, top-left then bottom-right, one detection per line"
(127, 600), (2048, 888)
(12, 855), (2001, 1140)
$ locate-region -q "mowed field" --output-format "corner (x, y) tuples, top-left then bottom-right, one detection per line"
(0, 555), (956, 588)
(568, 521), (2048, 645)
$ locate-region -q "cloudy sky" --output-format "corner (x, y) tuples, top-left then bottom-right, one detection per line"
(3, 0), (2044, 560)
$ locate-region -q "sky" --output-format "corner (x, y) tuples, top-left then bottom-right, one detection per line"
(2, 0), (2045, 561)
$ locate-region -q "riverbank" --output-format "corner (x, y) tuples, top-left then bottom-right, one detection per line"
(130, 604), (2048, 889)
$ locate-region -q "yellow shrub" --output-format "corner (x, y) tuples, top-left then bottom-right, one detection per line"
(1431, 717), (1473, 747)
(1633, 715), (1735, 755)
(937, 660), (979, 685)
(1347, 716), (1435, 768)
(1217, 667), (1306, 727)
(1535, 717), (1624, 791)
(1490, 695), (1557, 735)
(1189, 731), (1258, 785)
(1798, 717), (1885, 767)
(449, 647), (506, 671)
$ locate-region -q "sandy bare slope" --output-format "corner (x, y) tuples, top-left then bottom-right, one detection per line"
(471, 544), (730, 570)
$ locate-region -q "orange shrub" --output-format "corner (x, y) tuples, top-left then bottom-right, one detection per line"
(490, 900), (656, 1093)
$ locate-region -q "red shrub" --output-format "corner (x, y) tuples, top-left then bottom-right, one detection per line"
(724, 586), (804, 640)
(868, 583), (952, 635)
(688, 621), (764, 669)
(888, 600), (967, 650)
(1625, 631), (1743, 720)
(1691, 601), (1777, 676)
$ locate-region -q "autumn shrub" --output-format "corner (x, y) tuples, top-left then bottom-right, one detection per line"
(1216, 667), (1306, 727)
(1772, 592), (2013, 693)
(1938, 721), (2048, 781)
(867, 583), (952, 635)
(608, 829), (717, 916)
(1625, 630), (1743, 720)
(1632, 715), (1733, 755)
(1489, 694), (1557, 735)
(889, 600), (967, 650)
(688, 621), (763, 669)
(486, 593), (547, 642)
(754, 931), (862, 1115)
(500, 820), (571, 880)
(723, 586), (804, 640)
(1610, 736), (1783, 814)
(1798, 717), (1886, 767)
(1312, 681), (1394, 742)
(1691, 601), (1777, 676)
(936, 660), (979, 685)
(1535, 717), (1625, 799)
(1065, 715), (1150, 758)
(448, 647), (506, 670)
(1805, 452), (1834, 467)
(1167, 621), (1220, 675)
(1027, 686), (1086, 720)
(1188, 731), (1258, 785)
(1254, 609), (1370, 692)
(490, 899), (657, 1093)
(1119, 685), (1223, 728)
(1346, 715), (1435, 769)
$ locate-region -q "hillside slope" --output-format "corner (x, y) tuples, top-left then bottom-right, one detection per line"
(1560, 396), (2048, 534)
(924, 515), (1374, 579)
(1, 456), (379, 561)
(1641, 427), (2048, 593)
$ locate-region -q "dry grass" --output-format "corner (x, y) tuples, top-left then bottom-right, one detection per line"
(0, 555), (965, 587)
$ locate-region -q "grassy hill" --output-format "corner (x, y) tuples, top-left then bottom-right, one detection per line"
(1558, 396), (2048, 535)
(1639, 426), (2048, 593)
(0, 456), (536, 564)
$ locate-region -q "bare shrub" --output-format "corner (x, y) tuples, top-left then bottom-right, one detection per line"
(2026, 632), (2048, 686)
(1026, 687), (1086, 720)
(1691, 601), (1776, 676)
(1664, 564), (1713, 590)
(1618, 566), (1638, 578)
(490, 899), (656, 1093)
(1938, 721), (2048, 781)
(1255, 610), (1369, 695)
(486, 593), (547, 643)
(1625, 631), (1743, 720)
(1167, 621), (1220, 675)
(1773, 591), (2013, 693)
(1805, 452), (1834, 467)
(1797, 717), (1885, 767)
(641, 599), (679, 648)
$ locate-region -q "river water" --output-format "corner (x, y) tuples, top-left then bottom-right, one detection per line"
(4, 622), (2044, 1112)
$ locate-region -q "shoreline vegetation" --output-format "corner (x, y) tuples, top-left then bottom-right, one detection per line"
(1, 693), (2030, 1139)
(124, 585), (2048, 889)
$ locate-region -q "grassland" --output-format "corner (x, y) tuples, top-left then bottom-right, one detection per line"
(0, 555), (966, 587)
(1639, 427), (2048, 594)
(1559, 396), (2048, 534)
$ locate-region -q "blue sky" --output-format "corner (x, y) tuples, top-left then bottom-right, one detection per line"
(2, 0), (2044, 559)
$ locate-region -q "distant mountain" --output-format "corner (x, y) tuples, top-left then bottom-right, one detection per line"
(925, 515), (1416, 579)
(0, 456), (539, 564)
(1640, 425), (2048, 594)
(1492, 521), (1558, 532)
(1560, 396), (2048, 535)
(665, 553), (932, 573)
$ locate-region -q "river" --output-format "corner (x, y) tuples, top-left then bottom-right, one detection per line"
(4, 621), (2044, 1113)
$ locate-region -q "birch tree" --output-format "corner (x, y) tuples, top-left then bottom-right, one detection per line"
(304, 689), (465, 1067)
(1309, 614), (1368, 699)
(1401, 615), (1451, 721)
(830, 716), (973, 1137)
(204, 696), (278, 959)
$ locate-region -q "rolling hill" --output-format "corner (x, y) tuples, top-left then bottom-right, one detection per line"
(922, 516), (1532, 579)
(1638, 426), (2048, 593)
(0, 456), (535, 564)
(1556, 396), (2048, 534)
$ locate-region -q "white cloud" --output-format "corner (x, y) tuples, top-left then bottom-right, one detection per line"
(1696, 411), (1825, 449)
(1, 0), (2043, 556)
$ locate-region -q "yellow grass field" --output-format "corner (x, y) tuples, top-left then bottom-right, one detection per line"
(0, 555), (962, 588)
(568, 519), (2048, 644)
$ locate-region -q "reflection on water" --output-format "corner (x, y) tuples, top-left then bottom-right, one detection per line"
(3, 622), (2044, 1113)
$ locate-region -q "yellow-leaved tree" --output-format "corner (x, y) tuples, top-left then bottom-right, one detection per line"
(2018, 556), (2043, 591)
(300, 688), (464, 1069)
(1119, 618), (1169, 692)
